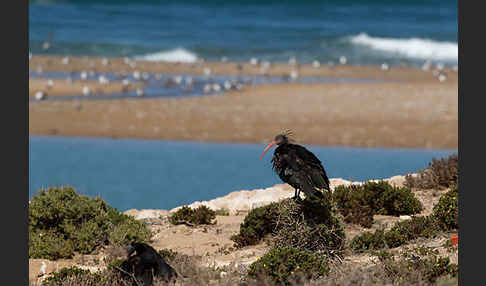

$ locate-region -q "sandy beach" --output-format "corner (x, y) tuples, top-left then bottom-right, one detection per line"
(29, 78), (144, 98)
(29, 55), (457, 149)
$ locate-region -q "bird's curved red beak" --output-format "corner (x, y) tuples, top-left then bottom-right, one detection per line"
(260, 141), (277, 160)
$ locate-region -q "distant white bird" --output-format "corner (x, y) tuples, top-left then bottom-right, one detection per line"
(122, 79), (131, 86)
(82, 86), (91, 96)
(339, 56), (347, 65)
(422, 60), (431, 71)
(136, 88), (144, 96)
(212, 83), (221, 92)
(98, 75), (109, 84)
(80, 71), (88, 80)
(62, 56), (70, 65)
(438, 74), (447, 82)
(101, 58), (109, 66)
(42, 41), (50, 51)
(312, 60), (320, 68)
(436, 62), (444, 71)
(46, 79), (54, 89)
(288, 57), (297, 66)
(173, 76), (183, 85)
(381, 63), (389, 71)
(250, 57), (259, 66)
(290, 70), (299, 81)
(35, 91), (47, 101)
(223, 80), (232, 90)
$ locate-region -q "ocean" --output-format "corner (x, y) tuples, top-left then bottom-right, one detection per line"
(29, 0), (457, 66)
(29, 136), (456, 211)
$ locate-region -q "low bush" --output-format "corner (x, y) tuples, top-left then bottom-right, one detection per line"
(333, 181), (423, 228)
(169, 205), (216, 226)
(272, 199), (345, 254)
(29, 186), (152, 260)
(231, 198), (345, 254)
(247, 247), (330, 285)
(376, 247), (458, 284)
(432, 185), (459, 231)
(351, 216), (441, 251)
(405, 153), (458, 190)
(230, 202), (281, 248)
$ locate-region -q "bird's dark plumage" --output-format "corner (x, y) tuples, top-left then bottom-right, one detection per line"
(262, 133), (330, 200)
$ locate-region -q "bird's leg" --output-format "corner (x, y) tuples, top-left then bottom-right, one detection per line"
(293, 189), (299, 200)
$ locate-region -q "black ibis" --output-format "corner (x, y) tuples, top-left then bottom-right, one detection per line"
(260, 132), (331, 201)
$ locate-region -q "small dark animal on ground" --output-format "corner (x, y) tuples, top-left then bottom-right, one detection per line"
(118, 242), (178, 286)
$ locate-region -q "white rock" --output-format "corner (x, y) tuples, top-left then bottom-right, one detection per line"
(249, 57), (258, 66)
(312, 60), (320, 68)
(399, 215), (412, 221)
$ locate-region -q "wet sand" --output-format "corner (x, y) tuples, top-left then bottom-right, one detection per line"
(29, 78), (144, 98)
(29, 55), (458, 149)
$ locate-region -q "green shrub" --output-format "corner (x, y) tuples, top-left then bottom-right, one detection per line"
(405, 153), (458, 189)
(272, 199), (345, 254)
(432, 185), (459, 230)
(377, 248), (458, 284)
(333, 181), (423, 228)
(247, 247), (330, 285)
(169, 205), (216, 226)
(40, 266), (131, 286)
(230, 202), (281, 248)
(29, 186), (152, 260)
(351, 216), (441, 251)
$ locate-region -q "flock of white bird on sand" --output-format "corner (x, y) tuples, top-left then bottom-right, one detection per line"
(30, 47), (457, 102)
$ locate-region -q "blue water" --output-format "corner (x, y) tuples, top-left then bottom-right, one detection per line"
(29, 136), (456, 211)
(29, 0), (457, 66)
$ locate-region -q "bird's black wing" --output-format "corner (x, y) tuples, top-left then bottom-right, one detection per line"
(290, 144), (330, 191)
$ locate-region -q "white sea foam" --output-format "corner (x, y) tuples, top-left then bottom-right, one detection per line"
(135, 48), (198, 63)
(349, 33), (457, 61)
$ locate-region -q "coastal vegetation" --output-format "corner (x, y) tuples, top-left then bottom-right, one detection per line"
(405, 153), (458, 190)
(31, 155), (459, 285)
(169, 205), (216, 226)
(29, 186), (152, 260)
(332, 180), (423, 228)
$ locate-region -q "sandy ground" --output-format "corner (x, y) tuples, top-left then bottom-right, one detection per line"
(29, 176), (457, 283)
(29, 55), (456, 84)
(29, 78), (144, 98)
(30, 79), (457, 149)
(29, 55), (457, 148)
